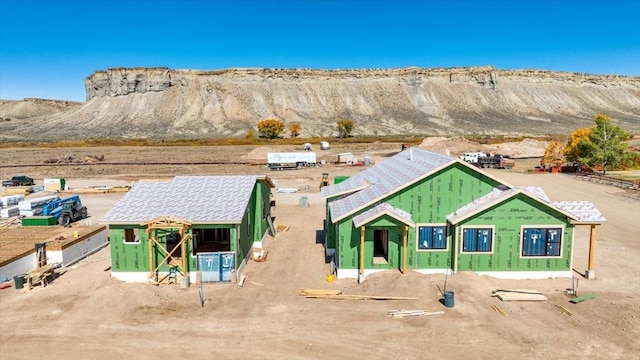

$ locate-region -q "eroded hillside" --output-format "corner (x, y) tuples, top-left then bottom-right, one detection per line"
(1, 67), (639, 142)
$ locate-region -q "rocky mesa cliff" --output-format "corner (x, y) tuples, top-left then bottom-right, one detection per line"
(1, 66), (639, 141)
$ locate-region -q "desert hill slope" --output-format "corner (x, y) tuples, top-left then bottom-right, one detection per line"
(1, 66), (639, 142)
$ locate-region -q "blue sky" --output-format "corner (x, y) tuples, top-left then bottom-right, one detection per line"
(1, 0), (638, 101)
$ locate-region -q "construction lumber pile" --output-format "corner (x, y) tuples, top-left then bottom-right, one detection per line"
(0, 188), (31, 196)
(387, 310), (444, 318)
(0, 207), (20, 219)
(18, 195), (59, 216)
(299, 289), (418, 300)
(0, 195), (25, 207)
(492, 289), (547, 301)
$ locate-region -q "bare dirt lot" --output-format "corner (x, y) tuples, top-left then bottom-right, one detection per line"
(1, 144), (639, 359)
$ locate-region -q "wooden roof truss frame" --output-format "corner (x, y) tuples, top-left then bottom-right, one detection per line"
(142, 217), (193, 282)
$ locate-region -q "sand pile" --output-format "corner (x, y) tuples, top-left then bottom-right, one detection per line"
(416, 137), (484, 156)
(485, 139), (548, 158)
(416, 136), (548, 158)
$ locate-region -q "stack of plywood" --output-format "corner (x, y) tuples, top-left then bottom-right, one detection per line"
(0, 188), (31, 196)
(0, 206), (20, 219)
(18, 195), (59, 217)
(0, 195), (25, 207)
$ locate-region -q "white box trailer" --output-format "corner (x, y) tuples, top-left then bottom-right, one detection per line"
(337, 152), (354, 164)
(267, 152), (317, 170)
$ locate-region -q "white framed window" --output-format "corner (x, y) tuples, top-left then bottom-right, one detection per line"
(416, 224), (448, 251)
(460, 226), (494, 254)
(520, 226), (563, 258)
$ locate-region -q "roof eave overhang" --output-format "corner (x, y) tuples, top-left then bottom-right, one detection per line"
(353, 210), (416, 228)
(102, 220), (242, 226)
(447, 189), (579, 225)
(322, 182), (370, 199)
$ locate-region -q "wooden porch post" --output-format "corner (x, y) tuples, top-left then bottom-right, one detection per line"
(586, 224), (596, 279)
(180, 227), (187, 279)
(402, 225), (408, 275)
(147, 229), (154, 279)
(360, 226), (365, 275)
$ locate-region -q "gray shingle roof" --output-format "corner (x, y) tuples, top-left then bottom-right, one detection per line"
(324, 148), (456, 221)
(447, 187), (578, 224)
(353, 202), (415, 228)
(102, 176), (261, 224)
(552, 201), (606, 224)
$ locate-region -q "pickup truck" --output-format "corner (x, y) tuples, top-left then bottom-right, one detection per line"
(2, 176), (35, 187)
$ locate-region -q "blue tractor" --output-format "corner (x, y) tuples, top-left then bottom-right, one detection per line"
(42, 195), (88, 226)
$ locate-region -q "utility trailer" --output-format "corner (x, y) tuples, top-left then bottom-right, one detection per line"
(267, 152), (317, 171)
(476, 155), (515, 169)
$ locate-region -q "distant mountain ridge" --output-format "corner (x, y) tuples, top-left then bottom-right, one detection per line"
(1, 66), (639, 142)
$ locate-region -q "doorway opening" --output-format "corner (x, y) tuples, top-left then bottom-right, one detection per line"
(373, 229), (388, 264)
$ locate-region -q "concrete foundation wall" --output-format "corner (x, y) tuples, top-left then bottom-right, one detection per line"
(0, 254), (36, 281)
(48, 229), (108, 266)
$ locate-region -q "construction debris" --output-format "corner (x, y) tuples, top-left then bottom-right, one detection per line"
(569, 293), (596, 304)
(237, 275), (246, 288)
(492, 289), (547, 301)
(44, 154), (104, 164)
(491, 305), (509, 316)
(251, 250), (268, 262)
(387, 310), (444, 318)
(299, 289), (342, 296)
(556, 304), (573, 316)
(304, 294), (418, 301)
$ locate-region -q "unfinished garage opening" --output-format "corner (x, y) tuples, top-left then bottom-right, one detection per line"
(192, 228), (231, 254)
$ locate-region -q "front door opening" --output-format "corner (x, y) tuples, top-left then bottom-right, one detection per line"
(373, 229), (388, 264)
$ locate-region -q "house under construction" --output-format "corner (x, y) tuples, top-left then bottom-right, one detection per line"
(102, 175), (274, 284)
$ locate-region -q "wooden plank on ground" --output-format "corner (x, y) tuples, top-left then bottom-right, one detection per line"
(305, 294), (418, 300)
(388, 310), (444, 318)
(492, 289), (547, 301)
(299, 289), (342, 296)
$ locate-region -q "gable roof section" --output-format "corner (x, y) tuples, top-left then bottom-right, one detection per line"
(353, 203), (415, 228)
(447, 187), (577, 224)
(326, 148), (512, 222)
(102, 175), (261, 224)
(552, 201), (606, 224)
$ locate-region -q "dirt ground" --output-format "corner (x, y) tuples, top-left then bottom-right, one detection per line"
(1, 144), (639, 359)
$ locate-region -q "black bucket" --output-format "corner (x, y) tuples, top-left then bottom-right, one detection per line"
(444, 290), (455, 308)
(13, 274), (25, 290)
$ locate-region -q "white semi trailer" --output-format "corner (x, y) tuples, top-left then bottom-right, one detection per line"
(267, 152), (317, 170)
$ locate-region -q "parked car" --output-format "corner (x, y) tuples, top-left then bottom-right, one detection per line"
(2, 175), (35, 187)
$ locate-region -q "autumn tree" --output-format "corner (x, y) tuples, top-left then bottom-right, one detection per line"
(256, 119), (285, 139)
(288, 122), (302, 137)
(541, 140), (565, 168)
(336, 119), (354, 138)
(564, 127), (592, 163)
(578, 114), (630, 175)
